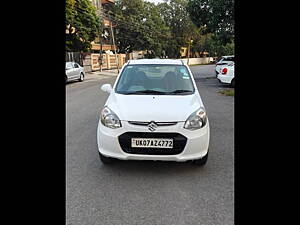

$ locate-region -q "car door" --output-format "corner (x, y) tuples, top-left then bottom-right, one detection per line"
(66, 62), (76, 80)
(73, 63), (81, 79)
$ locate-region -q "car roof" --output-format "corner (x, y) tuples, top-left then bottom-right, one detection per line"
(128, 59), (184, 65)
(222, 55), (234, 58)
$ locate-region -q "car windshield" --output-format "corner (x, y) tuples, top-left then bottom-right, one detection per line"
(224, 57), (234, 62)
(115, 64), (195, 95)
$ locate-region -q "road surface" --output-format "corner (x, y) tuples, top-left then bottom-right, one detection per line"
(66, 64), (234, 225)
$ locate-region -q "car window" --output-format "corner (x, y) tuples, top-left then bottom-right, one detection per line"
(66, 62), (73, 69)
(73, 63), (79, 68)
(224, 57), (234, 62)
(217, 58), (224, 63)
(115, 65), (195, 95)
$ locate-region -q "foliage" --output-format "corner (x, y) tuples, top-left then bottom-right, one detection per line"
(111, 0), (234, 58)
(66, 0), (102, 52)
(206, 35), (234, 56)
(112, 0), (171, 57)
(218, 89), (234, 96)
(187, 31), (234, 57)
(187, 0), (234, 45)
(158, 0), (200, 58)
(65, 0), (234, 58)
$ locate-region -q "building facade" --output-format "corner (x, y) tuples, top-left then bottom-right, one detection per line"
(90, 0), (116, 53)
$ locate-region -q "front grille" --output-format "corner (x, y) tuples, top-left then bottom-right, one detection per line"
(118, 132), (187, 155)
(128, 121), (177, 126)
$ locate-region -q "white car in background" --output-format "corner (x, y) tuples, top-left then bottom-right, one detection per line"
(215, 55), (234, 76)
(97, 59), (210, 166)
(217, 63), (235, 87)
(65, 62), (85, 83)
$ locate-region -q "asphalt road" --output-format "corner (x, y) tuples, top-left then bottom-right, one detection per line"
(66, 64), (234, 225)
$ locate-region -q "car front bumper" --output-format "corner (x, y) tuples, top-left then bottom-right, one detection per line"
(97, 120), (210, 162)
(217, 74), (233, 84)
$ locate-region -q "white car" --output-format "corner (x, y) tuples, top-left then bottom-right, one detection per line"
(215, 55), (234, 76)
(97, 59), (210, 165)
(65, 62), (85, 83)
(217, 63), (235, 87)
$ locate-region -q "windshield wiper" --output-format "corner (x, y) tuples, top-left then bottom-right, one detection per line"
(167, 90), (193, 94)
(125, 90), (167, 95)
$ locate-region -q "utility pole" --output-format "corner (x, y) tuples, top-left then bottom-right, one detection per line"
(109, 15), (119, 73)
(187, 39), (193, 65)
(96, 0), (103, 71)
(187, 43), (190, 65)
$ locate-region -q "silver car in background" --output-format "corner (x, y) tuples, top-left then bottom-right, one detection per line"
(66, 62), (85, 83)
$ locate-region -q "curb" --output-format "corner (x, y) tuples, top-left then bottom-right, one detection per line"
(87, 71), (118, 77)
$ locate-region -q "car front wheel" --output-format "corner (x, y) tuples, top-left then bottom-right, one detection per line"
(230, 78), (235, 87)
(79, 73), (84, 82)
(192, 150), (208, 166)
(99, 152), (113, 164)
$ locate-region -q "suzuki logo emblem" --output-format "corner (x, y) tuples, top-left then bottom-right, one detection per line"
(148, 121), (158, 132)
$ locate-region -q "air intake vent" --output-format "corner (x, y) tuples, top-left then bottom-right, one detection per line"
(128, 121), (177, 126)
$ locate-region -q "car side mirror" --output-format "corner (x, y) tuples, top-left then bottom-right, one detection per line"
(101, 84), (112, 93)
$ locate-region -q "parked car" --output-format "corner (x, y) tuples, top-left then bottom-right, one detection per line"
(65, 62), (85, 83)
(217, 63), (235, 87)
(215, 55), (234, 76)
(209, 57), (215, 63)
(97, 59), (210, 166)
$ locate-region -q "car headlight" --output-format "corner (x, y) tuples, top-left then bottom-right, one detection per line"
(184, 107), (207, 130)
(100, 107), (122, 129)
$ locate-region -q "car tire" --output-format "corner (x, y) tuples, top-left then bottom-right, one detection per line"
(99, 152), (113, 164)
(192, 150), (208, 166)
(230, 78), (235, 88)
(79, 73), (84, 82)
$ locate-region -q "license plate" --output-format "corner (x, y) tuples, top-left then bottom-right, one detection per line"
(131, 138), (173, 149)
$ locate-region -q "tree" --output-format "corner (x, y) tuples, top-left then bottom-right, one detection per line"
(112, 0), (171, 57)
(66, 0), (102, 52)
(104, 0), (233, 58)
(188, 31), (211, 57)
(187, 0), (234, 45)
(158, 0), (199, 58)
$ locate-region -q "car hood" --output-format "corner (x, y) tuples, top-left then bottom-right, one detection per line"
(106, 92), (203, 122)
